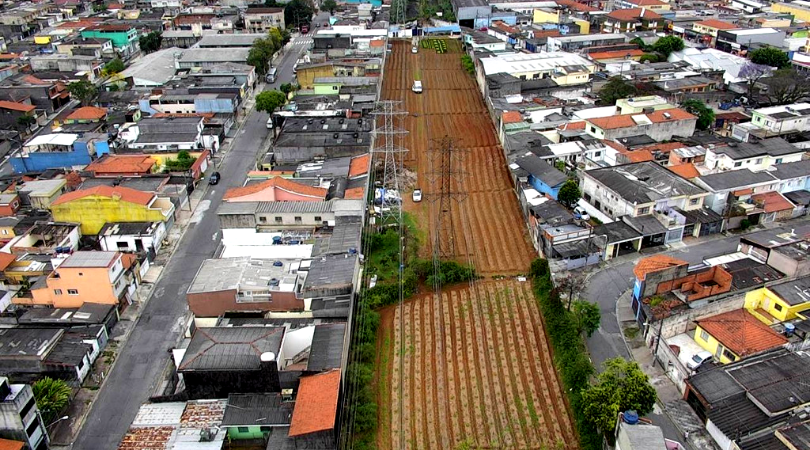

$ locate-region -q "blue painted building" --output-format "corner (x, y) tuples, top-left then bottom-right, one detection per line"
(515, 155), (568, 200)
(12, 133), (106, 173)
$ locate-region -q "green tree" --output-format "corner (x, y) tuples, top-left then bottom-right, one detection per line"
(639, 53), (658, 63)
(763, 68), (810, 105)
(67, 80), (98, 106)
(739, 62), (771, 100)
(681, 99), (715, 131)
(256, 90), (287, 113)
(103, 58), (125, 75)
(138, 31), (162, 54)
(651, 35), (684, 58)
(284, 0), (314, 28)
(460, 54), (474, 75)
(581, 358), (657, 436)
(572, 300), (601, 337)
(629, 37), (647, 50)
(92, 3), (108, 12)
(32, 377), (72, 422)
(598, 77), (638, 106)
(557, 179), (581, 208)
(322, 0), (337, 14)
(268, 27), (283, 50)
(750, 46), (790, 69)
(16, 115), (35, 130)
(247, 37), (277, 76)
(279, 83), (294, 94)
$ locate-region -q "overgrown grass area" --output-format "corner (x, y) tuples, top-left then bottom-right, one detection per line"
(530, 258), (602, 450)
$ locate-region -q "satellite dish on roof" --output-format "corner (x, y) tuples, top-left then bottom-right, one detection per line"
(260, 352), (276, 362)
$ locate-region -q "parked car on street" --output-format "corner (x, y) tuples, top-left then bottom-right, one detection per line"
(573, 206), (590, 221)
(687, 351), (713, 370)
(209, 171), (221, 185)
(412, 189), (422, 202)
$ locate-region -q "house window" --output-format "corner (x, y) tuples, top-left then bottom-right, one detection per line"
(734, 162), (742, 168)
(332, 86), (338, 90)
(755, 158), (763, 164)
(1, 230), (7, 235)
(638, 206), (650, 215)
(774, 303), (783, 312)
(78, 272), (83, 276)
(294, 216), (302, 223)
(532, 73), (540, 79)
(519, 75), (527, 80)
(690, 198), (699, 205)
(260, 426), (272, 432)
(314, 216), (322, 222)
(699, 329), (709, 342)
(54, 289), (62, 295)
(584, 193), (592, 202)
(590, 126), (596, 133)
(67, 289), (78, 295)
(259, 216), (267, 223)
(722, 348), (735, 361)
(238, 427), (249, 433)
(776, 158), (783, 164)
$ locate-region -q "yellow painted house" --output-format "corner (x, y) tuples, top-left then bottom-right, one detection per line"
(533, 8), (561, 24)
(744, 278), (810, 325)
(50, 185), (175, 235)
(772, 1), (810, 23)
(694, 309), (788, 364)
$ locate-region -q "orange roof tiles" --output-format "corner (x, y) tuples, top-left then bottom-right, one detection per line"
(589, 49), (645, 60)
(696, 309), (788, 357)
(608, 7), (662, 21)
(558, 121), (586, 131)
(66, 106), (107, 121)
(695, 19), (738, 30)
(349, 154), (370, 178)
(588, 114), (638, 130)
(86, 155), (155, 174)
(52, 186), (154, 207)
(0, 439), (24, 450)
(502, 111), (523, 124)
(633, 255), (688, 280)
(647, 108), (696, 123)
(634, 142), (687, 154)
(623, 149), (654, 162)
(555, 0), (598, 12)
(667, 163), (700, 179)
(0, 101), (34, 113)
(601, 139), (628, 152)
(370, 39), (385, 47)
(223, 177), (328, 200)
(752, 191), (795, 213)
(0, 252), (17, 272)
(533, 29), (561, 38)
(630, 0), (666, 5)
(344, 187), (365, 199)
(289, 370), (341, 437)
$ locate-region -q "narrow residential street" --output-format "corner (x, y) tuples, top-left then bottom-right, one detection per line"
(72, 43), (304, 448)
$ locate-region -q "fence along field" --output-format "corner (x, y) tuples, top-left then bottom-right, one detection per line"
(375, 40), (579, 449)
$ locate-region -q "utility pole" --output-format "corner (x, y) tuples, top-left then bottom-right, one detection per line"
(427, 135), (468, 260)
(370, 100), (408, 228)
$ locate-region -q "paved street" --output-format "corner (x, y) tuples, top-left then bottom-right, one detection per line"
(72, 44), (305, 448)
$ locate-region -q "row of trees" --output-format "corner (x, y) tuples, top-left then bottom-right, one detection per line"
(247, 27), (290, 77)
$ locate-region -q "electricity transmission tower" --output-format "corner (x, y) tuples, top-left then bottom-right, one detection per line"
(370, 100), (409, 227)
(427, 135), (468, 260)
(393, 0), (407, 24)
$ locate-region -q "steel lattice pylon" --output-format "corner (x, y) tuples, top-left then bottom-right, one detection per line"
(370, 100), (409, 228)
(427, 135), (468, 259)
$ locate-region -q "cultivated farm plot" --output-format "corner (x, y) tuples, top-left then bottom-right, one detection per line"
(381, 39), (535, 275)
(378, 280), (579, 449)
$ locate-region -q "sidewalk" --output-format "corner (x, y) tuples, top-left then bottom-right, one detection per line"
(617, 291), (720, 450)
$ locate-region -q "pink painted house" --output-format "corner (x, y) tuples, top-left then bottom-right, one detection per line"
(223, 177), (328, 202)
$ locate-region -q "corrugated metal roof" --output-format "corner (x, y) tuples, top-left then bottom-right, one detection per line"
(255, 200), (335, 214)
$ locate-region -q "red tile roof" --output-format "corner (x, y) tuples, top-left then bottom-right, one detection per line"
(601, 139), (628, 152)
(0, 252), (17, 272)
(623, 149), (655, 162)
(52, 186), (154, 206)
(667, 163), (700, 179)
(289, 370), (341, 437)
(86, 23), (134, 31)
(533, 29), (561, 38)
(714, 111), (750, 122)
(0, 439), (24, 450)
(589, 49), (645, 60)
(633, 255), (688, 280)
(344, 187), (365, 199)
(0, 101), (34, 113)
(587, 114), (638, 130)
(66, 106), (107, 121)
(647, 108), (696, 123)
(630, 0), (666, 5)
(634, 142), (687, 154)
(555, 0), (598, 12)
(502, 111), (523, 124)
(349, 154), (370, 178)
(223, 177), (328, 200)
(558, 121), (586, 131)
(85, 155), (155, 174)
(752, 191), (795, 213)
(696, 309), (788, 357)
(608, 7), (662, 21)
(695, 19), (738, 30)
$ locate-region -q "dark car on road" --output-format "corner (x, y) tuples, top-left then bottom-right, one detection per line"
(209, 171), (221, 185)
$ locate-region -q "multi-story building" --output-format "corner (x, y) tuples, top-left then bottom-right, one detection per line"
(243, 8), (285, 33)
(748, 103), (810, 136)
(0, 377), (47, 450)
(79, 24), (139, 57)
(601, 8), (661, 33)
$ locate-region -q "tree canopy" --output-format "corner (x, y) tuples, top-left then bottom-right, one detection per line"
(104, 57), (125, 75)
(762, 68), (810, 105)
(33, 377), (72, 422)
(739, 62), (771, 100)
(750, 46), (790, 69)
(572, 300), (601, 337)
(67, 80), (98, 106)
(247, 36), (278, 76)
(284, 0), (314, 28)
(651, 36), (684, 58)
(681, 99), (715, 131)
(322, 0), (337, 14)
(581, 358), (658, 436)
(557, 179), (581, 208)
(598, 77), (638, 106)
(256, 90), (287, 113)
(138, 31), (162, 54)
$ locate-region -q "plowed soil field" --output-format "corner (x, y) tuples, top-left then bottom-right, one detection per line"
(376, 40), (578, 450)
(377, 280), (578, 449)
(382, 39), (535, 276)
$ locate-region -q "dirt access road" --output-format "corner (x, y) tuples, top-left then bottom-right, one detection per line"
(382, 39), (534, 276)
(375, 40), (578, 449)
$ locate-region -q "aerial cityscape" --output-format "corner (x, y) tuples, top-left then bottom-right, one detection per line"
(0, 0), (804, 449)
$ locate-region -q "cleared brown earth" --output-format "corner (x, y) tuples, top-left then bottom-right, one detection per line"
(376, 40), (578, 450)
